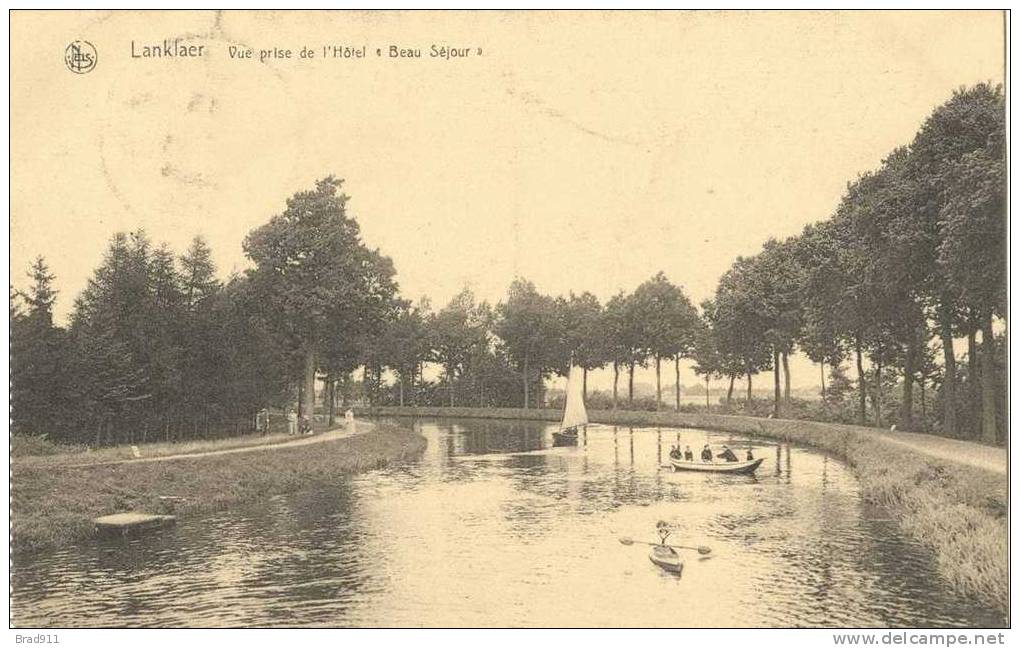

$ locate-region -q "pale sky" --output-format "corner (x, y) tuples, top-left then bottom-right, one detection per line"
(10, 10), (1005, 391)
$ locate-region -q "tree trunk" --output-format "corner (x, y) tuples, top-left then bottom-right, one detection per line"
(782, 351), (791, 406)
(855, 334), (866, 425)
(674, 355), (681, 413)
(376, 364), (383, 405)
(746, 368), (752, 403)
(582, 367), (588, 402)
(298, 379), (305, 416)
(327, 377), (336, 425)
(302, 347), (316, 426)
(628, 361), (635, 406)
(920, 374), (927, 432)
(449, 365), (456, 407)
(655, 356), (662, 410)
(704, 375), (710, 410)
(968, 328), (979, 434)
(980, 314), (998, 444)
(410, 364), (417, 406)
(819, 361), (826, 399)
(938, 312), (958, 437)
(968, 329), (978, 377)
(726, 374), (735, 407)
(399, 375), (405, 407)
(416, 361), (424, 405)
(900, 336), (915, 432)
(612, 361), (619, 410)
(772, 347), (781, 418)
(874, 360), (883, 428)
(522, 353), (530, 410)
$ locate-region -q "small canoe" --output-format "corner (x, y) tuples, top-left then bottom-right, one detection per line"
(670, 457), (764, 474)
(649, 545), (684, 574)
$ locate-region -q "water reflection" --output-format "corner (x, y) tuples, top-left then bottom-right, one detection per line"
(10, 418), (1004, 628)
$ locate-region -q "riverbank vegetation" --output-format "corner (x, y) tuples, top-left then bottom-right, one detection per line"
(10, 422), (426, 554)
(11, 84), (1004, 451)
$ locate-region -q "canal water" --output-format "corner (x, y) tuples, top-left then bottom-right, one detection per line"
(10, 418), (1004, 628)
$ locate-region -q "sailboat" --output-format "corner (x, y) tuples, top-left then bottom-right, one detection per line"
(552, 364), (588, 446)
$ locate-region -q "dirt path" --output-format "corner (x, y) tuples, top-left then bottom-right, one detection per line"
(873, 428), (1006, 475)
(41, 420), (374, 469)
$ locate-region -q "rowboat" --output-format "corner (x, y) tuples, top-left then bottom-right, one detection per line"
(669, 457), (764, 474)
(648, 544), (684, 574)
(551, 428), (578, 446)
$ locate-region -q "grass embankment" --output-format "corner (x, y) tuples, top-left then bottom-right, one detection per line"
(357, 405), (1007, 617)
(11, 422), (427, 555)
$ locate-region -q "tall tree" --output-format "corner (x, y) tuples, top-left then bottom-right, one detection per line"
(748, 239), (804, 418)
(380, 298), (433, 407)
(68, 232), (157, 443)
(11, 257), (69, 438)
(935, 88), (1006, 443)
(711, 256), (775, 410)
(557, 291), (605, 400)
(699, 299), (747, 408)
(431, 288), (486, 406)
(909, 83), (1004, 438)
(603, 292), (630, 409)
(690, 317), (722, 411)
(495, 278), (561, 409)
(180, 236), (220, 309)
(629, 272), (699, 411)
(243, 177), (397, 421)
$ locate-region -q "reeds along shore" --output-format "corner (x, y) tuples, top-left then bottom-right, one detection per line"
(358, 406), (1008, 618)
(10, 423), (427, 555)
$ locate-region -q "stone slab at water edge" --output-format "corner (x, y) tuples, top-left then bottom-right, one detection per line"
(94, 513), (176, 538)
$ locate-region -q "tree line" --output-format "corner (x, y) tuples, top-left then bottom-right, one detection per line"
(10, 84), (1005, 446)
(695, 83), (1006, 442)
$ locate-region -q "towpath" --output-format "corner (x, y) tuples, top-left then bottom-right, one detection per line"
(30, 420), (374, 469)
(870, 428), (1006, 475)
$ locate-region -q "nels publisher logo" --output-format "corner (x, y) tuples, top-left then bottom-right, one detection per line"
(65, 40), (97, 74)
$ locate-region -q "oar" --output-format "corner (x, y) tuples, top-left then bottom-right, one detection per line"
(618, 536), (712, 555)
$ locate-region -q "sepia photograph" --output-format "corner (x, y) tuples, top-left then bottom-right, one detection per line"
(7, 9), (1010, 633)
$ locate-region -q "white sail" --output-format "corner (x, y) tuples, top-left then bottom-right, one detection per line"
(560, 364), (589, 431)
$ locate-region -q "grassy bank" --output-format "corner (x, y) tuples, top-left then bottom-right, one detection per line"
(357, 405), (1007, 618)
(11, 422), (427, 555)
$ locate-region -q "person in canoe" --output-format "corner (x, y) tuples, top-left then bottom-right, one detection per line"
(718, 445), (739, 462)
(700, 444), (713, 462)
(684, 445), (694, 461)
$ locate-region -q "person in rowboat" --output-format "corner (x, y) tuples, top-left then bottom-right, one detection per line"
(718, 445), (739, 462)
(700, 444), (713, 462)
(684, 445), (694, 461)
(746, 448), (755, 461)
(669, 445), (682, 460)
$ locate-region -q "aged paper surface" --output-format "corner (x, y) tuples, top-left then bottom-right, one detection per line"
(9, 10), (1007, 630)
(10, 11), (1004, 317)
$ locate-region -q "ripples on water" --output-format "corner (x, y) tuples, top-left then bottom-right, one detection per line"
(10, 418), (1005, 628)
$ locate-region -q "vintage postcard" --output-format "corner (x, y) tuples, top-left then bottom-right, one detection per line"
(8, 9), (1009, 634)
